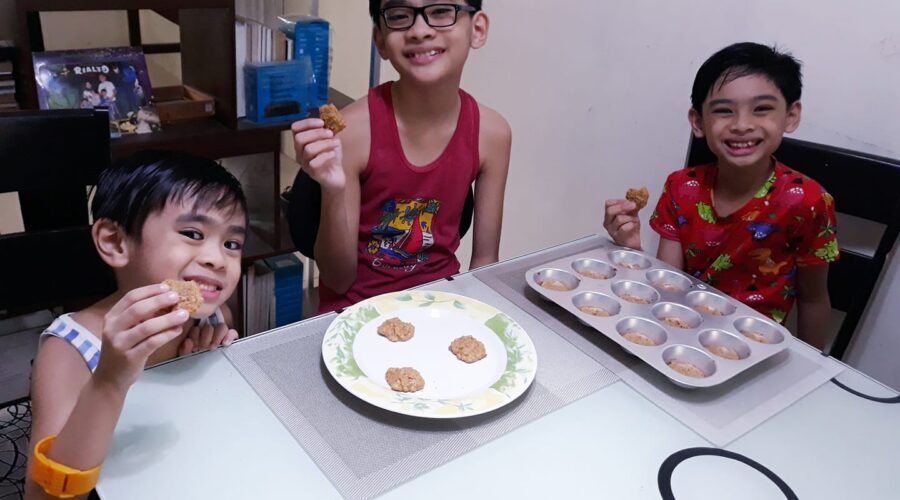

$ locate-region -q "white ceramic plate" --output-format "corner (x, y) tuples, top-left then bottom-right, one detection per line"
(322, 290), (538, 418)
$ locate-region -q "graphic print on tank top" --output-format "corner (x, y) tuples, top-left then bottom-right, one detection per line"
(367, 197), (441, 269)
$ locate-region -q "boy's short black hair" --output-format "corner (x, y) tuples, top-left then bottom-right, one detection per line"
(368, 0), (483, 25)
(691, 42), (802, 112)
(91, 150), (247, 239)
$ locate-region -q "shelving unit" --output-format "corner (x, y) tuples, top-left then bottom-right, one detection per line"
(13, 0), (353, 261)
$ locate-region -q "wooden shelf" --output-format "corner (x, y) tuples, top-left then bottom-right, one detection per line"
(110, 117), (281, 161)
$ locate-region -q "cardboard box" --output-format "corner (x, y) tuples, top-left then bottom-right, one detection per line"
(153, 85), (215, 123)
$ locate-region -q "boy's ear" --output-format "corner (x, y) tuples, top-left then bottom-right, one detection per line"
(373, 26), (389, 60)
(470, 11), (489, 49)
(92, 219), (130, 269)
(688, 108), (705, 138)
(784, 101), (802, 133)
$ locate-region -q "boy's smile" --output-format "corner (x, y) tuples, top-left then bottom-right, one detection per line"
(374, 0), (486, 85)
(126, 199), (246, 318)
(690, 73), (801, 171)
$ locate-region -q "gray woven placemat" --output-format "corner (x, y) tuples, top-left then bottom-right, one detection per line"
(224, 276), (618, 500)
(473, 234), (845, 446)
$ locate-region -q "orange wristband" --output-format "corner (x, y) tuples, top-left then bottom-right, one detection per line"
(31, 435), (102, 498)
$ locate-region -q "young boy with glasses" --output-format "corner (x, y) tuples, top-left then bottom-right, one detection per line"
(292, 0), (511, 313)
(604, 42), (838, 350)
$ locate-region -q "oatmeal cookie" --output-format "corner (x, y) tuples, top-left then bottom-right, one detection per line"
(657, 282), (684, 293)
(707, 344), (740, 360)
(540, 279), (571, 291)
(579, 305), (611, 317)
(385, 367), (425, 392)
(319, 103), (346, 134)
(377, 318), (415, 342)
(622, 330), (657, 346)
(163, 279), (203, 314)
(621, 293), (650, 304)
(449, 335), (487, 363)
(741, 330), (770, 344)
(662, 317), (691, 329)
(667, 360), (706, 378)
(696, 304), (726, 316)
(625, 187), (649, 210)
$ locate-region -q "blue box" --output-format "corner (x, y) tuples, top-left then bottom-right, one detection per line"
(264, 254), (304, 326)
(280, 15), (330, 108)
(244, 58), (315, 124)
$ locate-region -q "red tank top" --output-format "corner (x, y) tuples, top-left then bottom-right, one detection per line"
(318, 82), (481, 312)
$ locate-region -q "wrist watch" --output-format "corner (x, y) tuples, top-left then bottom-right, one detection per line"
(31, 435), (102, 498)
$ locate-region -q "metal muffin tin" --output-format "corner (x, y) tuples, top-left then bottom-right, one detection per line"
(525, 245), (791, 388)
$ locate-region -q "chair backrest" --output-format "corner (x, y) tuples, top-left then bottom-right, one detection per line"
(0, 109), (116, 318)
(686, 135), (900, 358)
(286, 168), (475, 260)
(0, 108), (110, 230)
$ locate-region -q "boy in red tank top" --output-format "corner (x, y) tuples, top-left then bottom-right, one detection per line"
(292, 1), (512, 313)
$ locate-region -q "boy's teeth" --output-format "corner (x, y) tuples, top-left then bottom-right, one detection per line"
(198, 283), (217, 292)
(729, 141), (755, 148)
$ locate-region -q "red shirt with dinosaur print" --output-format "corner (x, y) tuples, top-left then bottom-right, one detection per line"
(650, 161), (839, 323)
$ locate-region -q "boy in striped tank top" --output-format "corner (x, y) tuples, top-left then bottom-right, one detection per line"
(26, 151), (247, 499)
(292, 0), (512, 313)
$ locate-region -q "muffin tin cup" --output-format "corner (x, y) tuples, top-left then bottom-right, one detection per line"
(525, 244), (792, 388)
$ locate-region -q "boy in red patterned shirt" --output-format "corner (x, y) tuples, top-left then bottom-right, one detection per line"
(604, 42), (838, 350)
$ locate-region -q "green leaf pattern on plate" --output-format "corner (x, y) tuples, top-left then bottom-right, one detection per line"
(323, 304), (380, 379)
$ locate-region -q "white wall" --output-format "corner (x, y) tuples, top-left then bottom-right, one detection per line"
(374, 1), (900, 386)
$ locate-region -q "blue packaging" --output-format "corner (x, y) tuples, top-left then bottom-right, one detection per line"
(278, 15), (330, 108)
(244, 57), (314, 124)
(264, 253), (304, 326)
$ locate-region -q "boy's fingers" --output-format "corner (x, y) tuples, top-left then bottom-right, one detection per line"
(308, 151), (338, 170)
(108, 283), (171, 318)
(198, 325), (215, 350)
(223, 329), (238, 346)
(290, 118), (325, 134)
(615, 217), (640, 234)
(178, 337), (194, 357)
(133, 327), (184, 359)
(120, 309), (188, 349)
(605, 198), (627, 208)
(209, 325), (231, 349)
(293, 129), (334, 154)
(302, 139), (340, 163)
(124, 291), (181, 323)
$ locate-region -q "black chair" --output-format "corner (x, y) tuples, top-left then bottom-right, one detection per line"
(0, 109), (116, 317)
(686, 136), (900, 358)
(286, 168), (475, 260)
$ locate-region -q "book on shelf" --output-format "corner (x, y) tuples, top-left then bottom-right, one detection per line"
(242, 260), (276, 336)
(32, 47), (161, 137)
(235, 13), (293, 119)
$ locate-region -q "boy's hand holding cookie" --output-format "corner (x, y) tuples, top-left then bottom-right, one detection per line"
(604, 189), (648, 251)
(291, 108), (346, 193)
(94, 283), (191, 392)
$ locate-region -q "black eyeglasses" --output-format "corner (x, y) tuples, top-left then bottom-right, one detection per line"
(380, 4), (478, 30)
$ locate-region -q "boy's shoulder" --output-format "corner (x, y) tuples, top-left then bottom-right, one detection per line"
(477, 101), (512, 147)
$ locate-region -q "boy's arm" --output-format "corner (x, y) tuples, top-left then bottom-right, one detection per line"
(294, 99), (368, 294)
(656, 238), (684, 269)
(27, 339), (99, 500)
(26, 286), (186, 499)
(470, 107), (512, 269)
(796, 265), (833, 351)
